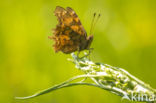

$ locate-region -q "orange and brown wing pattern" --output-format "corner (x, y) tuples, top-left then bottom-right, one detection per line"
(50, 6), (88, 54)
(54, 6), (87, 36)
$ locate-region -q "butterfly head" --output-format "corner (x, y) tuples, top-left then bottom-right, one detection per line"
(86, 35), (93, 49)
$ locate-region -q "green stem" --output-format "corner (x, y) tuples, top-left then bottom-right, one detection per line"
(15, 74), (108, 99)
(15, 53), (156, 102)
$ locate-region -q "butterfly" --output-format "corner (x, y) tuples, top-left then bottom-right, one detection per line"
(49, 6), (100, 54)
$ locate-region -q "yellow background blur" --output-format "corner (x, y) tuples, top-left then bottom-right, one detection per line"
(0, 0), (156, 103)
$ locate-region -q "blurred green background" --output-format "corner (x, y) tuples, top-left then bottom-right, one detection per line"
(0, 0), (156, 103)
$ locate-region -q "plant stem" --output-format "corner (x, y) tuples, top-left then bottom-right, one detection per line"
(15, 53), (156, 102)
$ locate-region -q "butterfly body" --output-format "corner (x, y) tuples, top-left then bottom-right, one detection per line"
(49, 6), (93, 54)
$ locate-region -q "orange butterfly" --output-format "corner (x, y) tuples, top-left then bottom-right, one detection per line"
(49, 6), (100, 54)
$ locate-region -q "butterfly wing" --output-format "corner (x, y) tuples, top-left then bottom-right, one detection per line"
(54, 6), (87, 36)
(51, 6), (88, 53)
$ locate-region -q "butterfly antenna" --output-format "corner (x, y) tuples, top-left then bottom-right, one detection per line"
(89, 13), (96, 35)
(91, 13), (101, 34)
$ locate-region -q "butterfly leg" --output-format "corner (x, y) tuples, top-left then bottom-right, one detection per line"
(88, 48), (94, 55)
(77, 46), (80, 58)
(85, 48), (94, 56)
(80, 48), (94, 59)
(88, 48), (94, 59)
